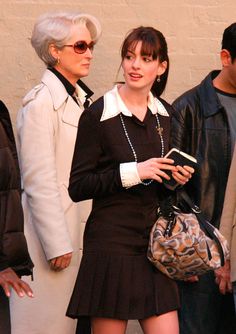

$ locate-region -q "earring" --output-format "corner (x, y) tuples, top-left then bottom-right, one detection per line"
(57, 57), (60, 65)
(156, 76), (161, 82)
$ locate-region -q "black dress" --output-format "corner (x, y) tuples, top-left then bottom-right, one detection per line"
(66, 91), (179, 327)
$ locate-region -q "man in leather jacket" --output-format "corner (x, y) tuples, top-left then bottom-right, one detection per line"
(171, 23), (236, 334)
(0, 100), (34, 334)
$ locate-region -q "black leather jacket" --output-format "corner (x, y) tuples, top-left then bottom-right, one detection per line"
(0, 101), (33, 276)
(171, 71), (231, 228)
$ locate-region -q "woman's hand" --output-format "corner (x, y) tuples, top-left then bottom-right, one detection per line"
(0, 267), (33, 298)
(172, 165), (195, 185)
(137, 157), (178, 183)
(49, 252), (73, 271)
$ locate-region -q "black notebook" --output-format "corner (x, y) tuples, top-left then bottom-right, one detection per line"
(163, 148), (197, 189)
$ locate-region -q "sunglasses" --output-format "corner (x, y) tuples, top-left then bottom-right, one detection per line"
(63, 40), (95, 54)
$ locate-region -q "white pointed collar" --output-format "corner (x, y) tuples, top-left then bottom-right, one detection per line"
(100, 85), (169, 122)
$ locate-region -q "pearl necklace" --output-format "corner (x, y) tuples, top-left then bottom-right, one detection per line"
(119, 113), (165, 186)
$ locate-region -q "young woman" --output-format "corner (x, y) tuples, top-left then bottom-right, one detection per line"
(10, 12), (101, 334)
(67, 26), (194, 334)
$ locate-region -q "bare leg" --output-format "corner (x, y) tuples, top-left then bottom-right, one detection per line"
(139, 310), (179, 334)
(92, 317), (128, 334)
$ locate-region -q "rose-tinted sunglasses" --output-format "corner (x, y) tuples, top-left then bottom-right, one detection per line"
(63, 40), (95, 54)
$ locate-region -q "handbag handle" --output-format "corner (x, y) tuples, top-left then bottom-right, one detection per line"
(178, 190), (225, 266)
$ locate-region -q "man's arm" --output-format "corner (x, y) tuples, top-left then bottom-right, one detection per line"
(171, 98), (194, 154)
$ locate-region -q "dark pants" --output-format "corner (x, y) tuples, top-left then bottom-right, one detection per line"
(233, 281), (236, 313)
(0, 287), (11, 334)
(178, 272), (236, 334)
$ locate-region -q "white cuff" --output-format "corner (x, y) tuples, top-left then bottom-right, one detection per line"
(120, 162), (141, 188)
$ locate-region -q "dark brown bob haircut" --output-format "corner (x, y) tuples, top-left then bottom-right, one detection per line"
(120, 26), (169, 97)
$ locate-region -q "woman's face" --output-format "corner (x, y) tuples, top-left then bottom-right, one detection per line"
(51, 25), (93, 85)
(122, 41), (166, 92)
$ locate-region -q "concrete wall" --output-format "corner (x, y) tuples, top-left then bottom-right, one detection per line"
(1, 0), (236, 125)
(0, 1), (235, 332)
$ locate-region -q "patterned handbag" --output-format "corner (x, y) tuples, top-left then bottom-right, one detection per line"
(147, 191), (229, 280)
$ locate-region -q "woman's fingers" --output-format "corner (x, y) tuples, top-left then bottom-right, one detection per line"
(0, 280), (11, 297)
(49, 252), (72, 271)
(0, 268), (33, 298)
(137, 158), (178, 182)
(136, 158), (196, 184)
(18, 280), (34, 297)
(182, 165), (195, 174)
(172, 165), (195, 185)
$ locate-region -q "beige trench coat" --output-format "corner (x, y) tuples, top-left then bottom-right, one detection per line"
(220, 145), (236, 283)
(10, 70), (92, 334)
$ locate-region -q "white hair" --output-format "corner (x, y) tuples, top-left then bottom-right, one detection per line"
(31, 11), (101, 67)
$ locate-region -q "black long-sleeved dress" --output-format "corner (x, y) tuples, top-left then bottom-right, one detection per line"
(66, 88), (179, 325)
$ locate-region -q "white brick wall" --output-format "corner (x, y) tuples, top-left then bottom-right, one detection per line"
(1, 0), (236, 124)
(0, 1), (235, 332)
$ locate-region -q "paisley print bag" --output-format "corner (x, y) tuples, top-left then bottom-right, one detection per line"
(147, 191), (229, 280)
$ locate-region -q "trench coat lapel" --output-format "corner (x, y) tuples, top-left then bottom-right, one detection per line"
(61, 97), (83, 127)
(41, 69), (82, 127)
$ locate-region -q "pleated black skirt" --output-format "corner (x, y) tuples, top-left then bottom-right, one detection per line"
(67, 251), (179, 321)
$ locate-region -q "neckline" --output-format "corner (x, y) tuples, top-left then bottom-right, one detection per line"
(100, 85), (170, 122)
(215, 87), (236, 98)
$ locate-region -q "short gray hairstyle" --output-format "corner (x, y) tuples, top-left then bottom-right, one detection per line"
(31, 11), (101, 67)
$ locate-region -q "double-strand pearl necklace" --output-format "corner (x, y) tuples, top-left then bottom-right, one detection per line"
(120, 112), (165, 186)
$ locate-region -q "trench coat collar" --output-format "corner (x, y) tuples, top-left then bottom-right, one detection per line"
(41, 69), (93, 110)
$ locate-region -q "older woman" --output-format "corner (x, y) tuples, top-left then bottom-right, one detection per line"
(10, 12), (101, 334)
